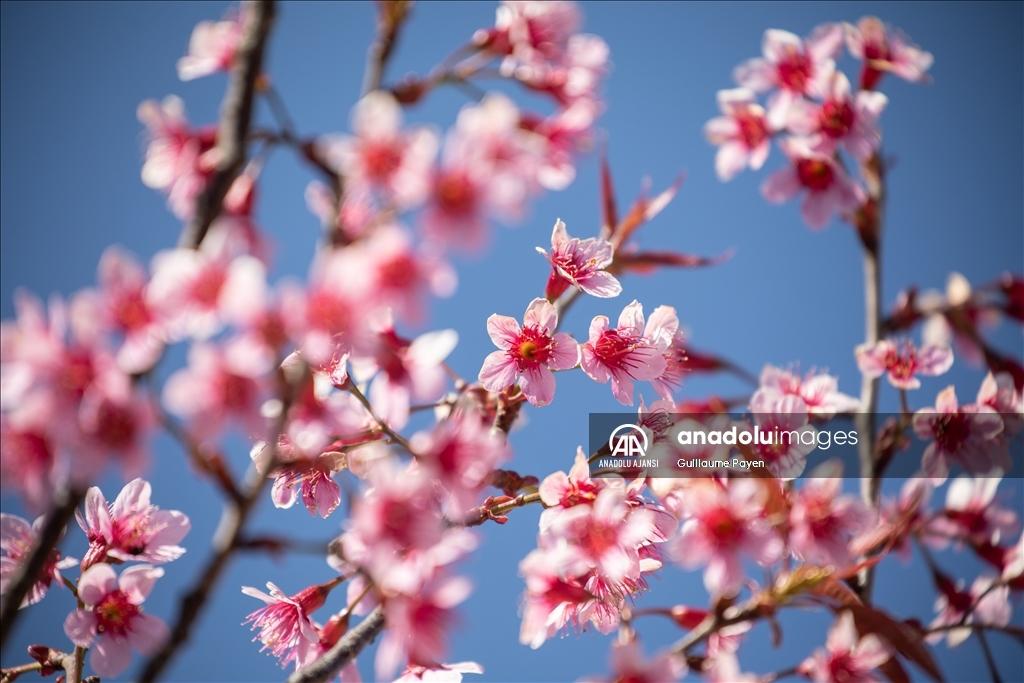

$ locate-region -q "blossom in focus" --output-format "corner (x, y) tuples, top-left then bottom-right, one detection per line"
(789, 460), (873, 569)
(63, 564), (169, 678)
(242, 579), (334, 663)
(912, 386), (1005, 482)
(251, 437), (346, 519)
(799, 611), (890, 683)
(76, 478), (190, 570)
(177, 8), (244, 80)
(786, 72), (888, 161)
(845, 16), (933, 90)
(856, 339), (953, 390)
(320, 91), (438, 210)
(734, 24), (844, 122)
(580, 300), (667, 406)
(395, 661), (483, 682)
(478, 298), (580, 407)
(757, 365), (860, 417)
(578, 639), (686, 683)
(761, 137), (865, 230)
(668, 479), (783, 596)
(536, 219), (621, 299)
(1, 513), (76, 608)
(704, 88), (774, 181)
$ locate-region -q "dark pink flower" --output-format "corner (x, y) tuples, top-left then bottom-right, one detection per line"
(177, 7), (244, 80)
(478, 298), (580, 407)
(786, 72), (888, 161)
(758, 365), (860, 417)
(845, 17), (933, 90)
(748, 391), (817, 479)
(242, 580), (334, 662)
(976, 371), (1023, 437)
(579, 639), (686, 683)
(761, 137), (865, 230)
(912, 386), (1005, 481)
(64, 564), (169, 678)
(537, 219), (621, 299)
(0, 414), (57, 513)
(704, 88), (774, 181)
(789, 460), (873, 569)
(581, 301), (667, 406)
(856, 339), (953, 390)
(929, 476), (1019, 547)
(799, 611), (890, 683)
(1, 513), (76, 608)
(927, 575), (1011, 647)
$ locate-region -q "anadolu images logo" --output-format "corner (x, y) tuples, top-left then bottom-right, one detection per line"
(609, 424), (648, 458)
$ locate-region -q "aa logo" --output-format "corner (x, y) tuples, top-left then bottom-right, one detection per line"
(609, 424), (648, 458)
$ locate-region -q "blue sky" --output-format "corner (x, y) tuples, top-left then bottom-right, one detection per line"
(1, 2), (1021, 681)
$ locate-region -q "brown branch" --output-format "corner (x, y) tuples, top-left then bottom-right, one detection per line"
(285, 605), (385, 683)
(178, 0), (276, 249)
(1, 648), (84, 683)
(363, 1), (412, 95)
(0, 488), (84, 654)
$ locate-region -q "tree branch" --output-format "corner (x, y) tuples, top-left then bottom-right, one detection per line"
(285, 605), (385, 683)
(362, 1), (412, 95)
(178, 0), (276, 249)
(0, 488), (84, 653)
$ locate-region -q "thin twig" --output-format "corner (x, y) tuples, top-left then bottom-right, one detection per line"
(178, 0), (276, 249)
(976, 629), (1003, 683)
(362, 1), (411, 95)
(0, 488), (84, 653)
(346, 382), (414, 453)
(286, 605), (385, 683)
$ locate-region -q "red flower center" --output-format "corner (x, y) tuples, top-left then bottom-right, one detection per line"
(704, 506), (742, 546)
(114, 291), (152, 331)
(378, 253), (419, 291)
(95, 589), (140, 637)
(735, 109), (769, 149)
(361, 141), (403, 181)
(777, 49), (812, 93)
(95, 400), (137, 450)
(818, 100), (856, 138)
(307, 290), (351, 336)
(59, 350), (96, 400)
(796, 159), (835, 191)
(435, 171), (478, 216)
(190, 266), (227, 307)
(510, 325), (555, 371)
(934, 413), (971, 453)
(883, 346), (917, 381)
(593, 330), (646, 375)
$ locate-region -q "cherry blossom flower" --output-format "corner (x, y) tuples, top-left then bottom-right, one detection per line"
(520, 33), (610, 107)
(137, 96), (217, 220)
(395, 661), (483, 682)
(704, 88), (774, 181)
(412, 410), (511, 517)
(521, 99), (597, 191)
(913, 386), (1005, 481)
(147, 226), (267, 341)
(0, 413), (57, 513)
(748, 391), (817, 479)
(162, 338), (270, 439)
(76, 373), (153, 481)
(581, 300), (668, 406)
(799, 611), (890, 683)
(789, 460), (873, 569)
(177, 7), (244, 80)
(483, 1), (582, 67)
(376, 574), (472, 680)
(762, 137), (865, 230)
(845, 16), (933, 90)
(856, 339), (953, 390)
(242, 579), (336, 662)
(757, 365), (860, 417)
(927, 575), (1011, 647)
(928, 476), (1019, 547)
(251, 437), (347, 519)
(320, 91), (438, 210)
(285, 613), (362, 680)
(69, 246), (166, 375)
(518, 545), (595, 649)
(1, 513), (76, 608)
(668, 479), (783, 596)
(77, 478), (190, 570)
(734, 24), (845, 122)
(976, 371), (1024, 437)
(478, 298), (579, 407)
(537, 219), (621, 299)
(538, 447), (601, 513)
(579, 639), (686, 683)
(64, 564), (169, 678)
(786, 72), (888, 162)
(704, 653), (759, 683)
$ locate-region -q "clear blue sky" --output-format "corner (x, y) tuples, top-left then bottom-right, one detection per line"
(1, 2), (1021, 681)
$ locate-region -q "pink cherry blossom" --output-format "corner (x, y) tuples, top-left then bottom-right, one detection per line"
(704, 88), (774, 181)
(69, 246), (166, 375)
(251, 437), (346, 519)
(757, 365), (860, 417)
(1, 513), (76, 608)
(799, 611), (890, 683)
(177, 7), (244, 80)
(734, 24), (844, 122)
(668, 479), (783, 596)
(376, 574), (472, 680)
(162, 338), (270, 440)
(517, 33), (610, 107)
(704, 653), (759, 683)
(320, 91), (438, 210)
(913, 386), (1006, 481)
(927, 575), (1011, 647)
(0, 413), (57, 513)
(845, 16), (933, 90)
(478, 298), (580, 407)
(517, 545), (595, 649)
(789, 460), (873, 569)
(75, 372), (153, 481)
(856, 339), (953, 390)
(395, 661), (483, 682)
(787, 72), (888, 161)
(484, 1), (582, 67)
(147, 226), (267, 341)
(76, 478), (190, 570)
(137, 96), (217, 220)
(929, 476), (1019, 547)
(538, 447), (601, 512)
(64, 564), (169, 678)
(537, 219), (621, 300)
(976, 371), (1023, 437)
(581, 300), (668, 406)
(242, 579), (334, 662)
(521, 99), (597, 191)
(748, 391), (817, 479)
(761, 137), (865, 230)
(579, 639), (686, 683)
(286, 613), (362, 680)
(412, 410), (511, 517)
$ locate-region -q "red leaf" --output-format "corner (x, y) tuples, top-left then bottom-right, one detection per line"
(599, 149), (618, 239)
(612, 247), (733, 274)
(846, 605), (945, 683)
